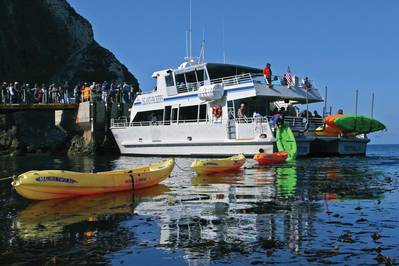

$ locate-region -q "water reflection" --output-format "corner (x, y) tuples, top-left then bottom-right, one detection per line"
(14, 185), (170, 241)
(0, 151), (396, 265)
(133, 157), (388, 265)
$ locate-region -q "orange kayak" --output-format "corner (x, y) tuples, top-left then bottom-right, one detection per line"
(253, 152), (288, 165)
(324, 114), (344, 128)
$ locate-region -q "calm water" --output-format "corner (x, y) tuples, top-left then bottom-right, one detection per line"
(0, 145), (398, 265)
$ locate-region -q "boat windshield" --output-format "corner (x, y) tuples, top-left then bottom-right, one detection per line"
(206, 63), (262, 79)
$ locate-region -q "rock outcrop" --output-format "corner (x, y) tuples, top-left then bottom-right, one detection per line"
(0, 0), (139, 87)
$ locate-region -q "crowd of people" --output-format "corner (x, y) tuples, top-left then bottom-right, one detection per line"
(0, 81), (140, 104)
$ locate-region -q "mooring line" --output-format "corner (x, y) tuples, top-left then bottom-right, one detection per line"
(0, 176), (14, 181)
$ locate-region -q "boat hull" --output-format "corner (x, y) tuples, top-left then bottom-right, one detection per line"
(12, 159), (175, 200)
(309, 137), (369, 156)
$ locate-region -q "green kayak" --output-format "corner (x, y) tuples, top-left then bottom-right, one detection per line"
(276, 124), (297, 161)
(334, 115), (386, 134)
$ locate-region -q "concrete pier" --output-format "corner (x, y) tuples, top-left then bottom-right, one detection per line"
(0, 102), (131, 155)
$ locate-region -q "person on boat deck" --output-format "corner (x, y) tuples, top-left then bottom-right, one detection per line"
(263, 63), (273, 88)
(279, 107), (286, 116)
(303, 77), (312, 90)
(271, 76), (280, 86)
(151, 113), (158, 125)
(271, 107), (279, 115)
(259, 148), (265, 154)
(313, 110), (321, 118)
(285, 101), (297, 117)
(271, 114), (284, 128)
(237, 103), (247, 121)
(337, 109), (344, 115)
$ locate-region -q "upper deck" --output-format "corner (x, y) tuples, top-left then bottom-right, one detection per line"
(133, 61), (323, 111)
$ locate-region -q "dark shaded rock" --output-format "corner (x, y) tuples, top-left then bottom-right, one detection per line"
(0, 0), (139, 88)
(68, 135), (94, 155)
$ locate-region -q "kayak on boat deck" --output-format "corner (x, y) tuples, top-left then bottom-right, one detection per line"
(324, 114), (344, 128)
(11, 159), (175, 200)
(334, 115), (386, 134)
(191, 154), (246, 175)
(315, 125), (344, 136)
(253, 151), (288, 165)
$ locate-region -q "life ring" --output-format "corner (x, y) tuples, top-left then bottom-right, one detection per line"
(212, 104), (222, 119)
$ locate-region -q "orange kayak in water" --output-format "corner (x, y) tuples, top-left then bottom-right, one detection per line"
(253, 152), (288, 165)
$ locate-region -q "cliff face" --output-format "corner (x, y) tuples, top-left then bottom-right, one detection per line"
(0, 0), (138, 87)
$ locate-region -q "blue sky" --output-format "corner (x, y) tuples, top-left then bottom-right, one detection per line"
(67, 0), (398, 144)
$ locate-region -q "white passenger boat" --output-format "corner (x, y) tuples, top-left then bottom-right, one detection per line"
(110, 59), (368, 156)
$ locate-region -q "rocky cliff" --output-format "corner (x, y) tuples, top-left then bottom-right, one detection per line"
(0, 0), (138, 87)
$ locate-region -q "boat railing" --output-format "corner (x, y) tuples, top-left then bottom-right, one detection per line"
(111, 118), (212, 128)
(111, 115), (324, 131)
(176, 73), (256, 93)
(266, 116), (323, 132)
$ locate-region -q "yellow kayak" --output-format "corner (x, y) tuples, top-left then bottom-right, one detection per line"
(191, 154), (246, 175)
(11, 159), (174, 200)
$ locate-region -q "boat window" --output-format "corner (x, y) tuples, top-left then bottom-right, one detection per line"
(165, 72), (175, 87)
(175, 74), (186, 88)
(185, 71), (197, 83)
(172, 108), (178, 121)
(199, 104), (207, 119)
(179, 105), (198, 120)
(163, 106), (172, 125)
(195, 69), (206, 82)
(206, 63), (262, 80)
(133, 109), (164, 124)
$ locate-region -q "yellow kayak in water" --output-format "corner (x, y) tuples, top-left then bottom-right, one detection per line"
(191, 154), (246, 175)
(11, 159), (174, 200)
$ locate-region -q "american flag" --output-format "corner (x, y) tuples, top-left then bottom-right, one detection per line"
(284, 66), (293, 87)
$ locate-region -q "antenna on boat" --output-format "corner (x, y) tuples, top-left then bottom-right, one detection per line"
(183, 0), (196, 65)
(189, 0), (192, 59)
(185, 31), (189, 59)
(199, 28), (205, 63)
(222, 15), (226, 63)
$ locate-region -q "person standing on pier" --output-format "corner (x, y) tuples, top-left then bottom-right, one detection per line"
(1, 82), (7, 103)
(122, 82), (130, 104)
(101, 81), (109, 102)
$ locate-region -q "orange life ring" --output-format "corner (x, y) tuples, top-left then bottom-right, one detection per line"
(212, 104), (222, 119)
